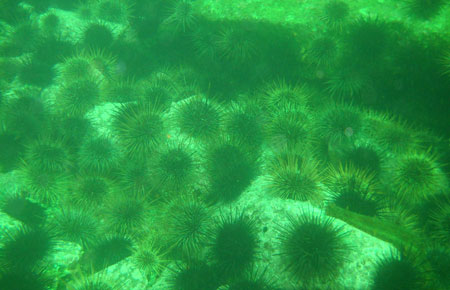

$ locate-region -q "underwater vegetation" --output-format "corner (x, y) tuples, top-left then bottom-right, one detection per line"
(0, 0), (449, 289)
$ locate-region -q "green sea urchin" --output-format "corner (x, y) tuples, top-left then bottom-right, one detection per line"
(175, 96), (222, 141)
(169, 260), (219, 290)
(267, 152), (323, 203)
(406, 0), (447, 20)
(371, 251), (425, 290)
(56, 78), (101, 117)
(165, 196), (212, 258)
(132, 239), (168, 282)
(224, 102), (266, 150)
(317, 103), (363, 144)
(77, 136), (121, 175)
(210, 210), (259, 280)
(112, 102), (165, 159)
(429, 201), (450, 245)
(2, 95), (49, 141)
(277, 210), (350, 284)
(161, 0), (198, 33)
(0, 268), (51, 290)
(117, 160), (156, 197)
(262, 80), (310, 112)
(96, 0), (132, 23)
(104, 196), (149, 237)
(82, 22), (114, 50)
(266, 109), (312, 152)
(340, 144), (383, 175)
(153, 141), (196, 190)
(52, 207), (99, 248)
(205, 140), (259, 202)
(345, 16), (391, 63)
(72, 175), (111, 206)
(21, 165), (70, 204)
(321, 0), (350, 30)
(326, 164), (384, 217)
(389, 150), (447, 206)
(306, 35), (339, 67)
(216, 25), (258, 64)
(0, 226), (55, 271)
(23, 136), (71, 174)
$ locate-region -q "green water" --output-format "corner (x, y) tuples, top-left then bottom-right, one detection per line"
(0, 0), (449, 289)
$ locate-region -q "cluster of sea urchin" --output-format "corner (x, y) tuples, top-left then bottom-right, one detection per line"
(0, 0), (449, 289)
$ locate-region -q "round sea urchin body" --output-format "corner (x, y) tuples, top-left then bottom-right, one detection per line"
(210, 210), (259, 280)
(112, 102), (165, 159)
(389, 151), (447, 206)
(278, 210), (350, 284)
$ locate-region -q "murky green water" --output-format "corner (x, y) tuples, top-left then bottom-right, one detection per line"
(0, 1), (449, 289)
